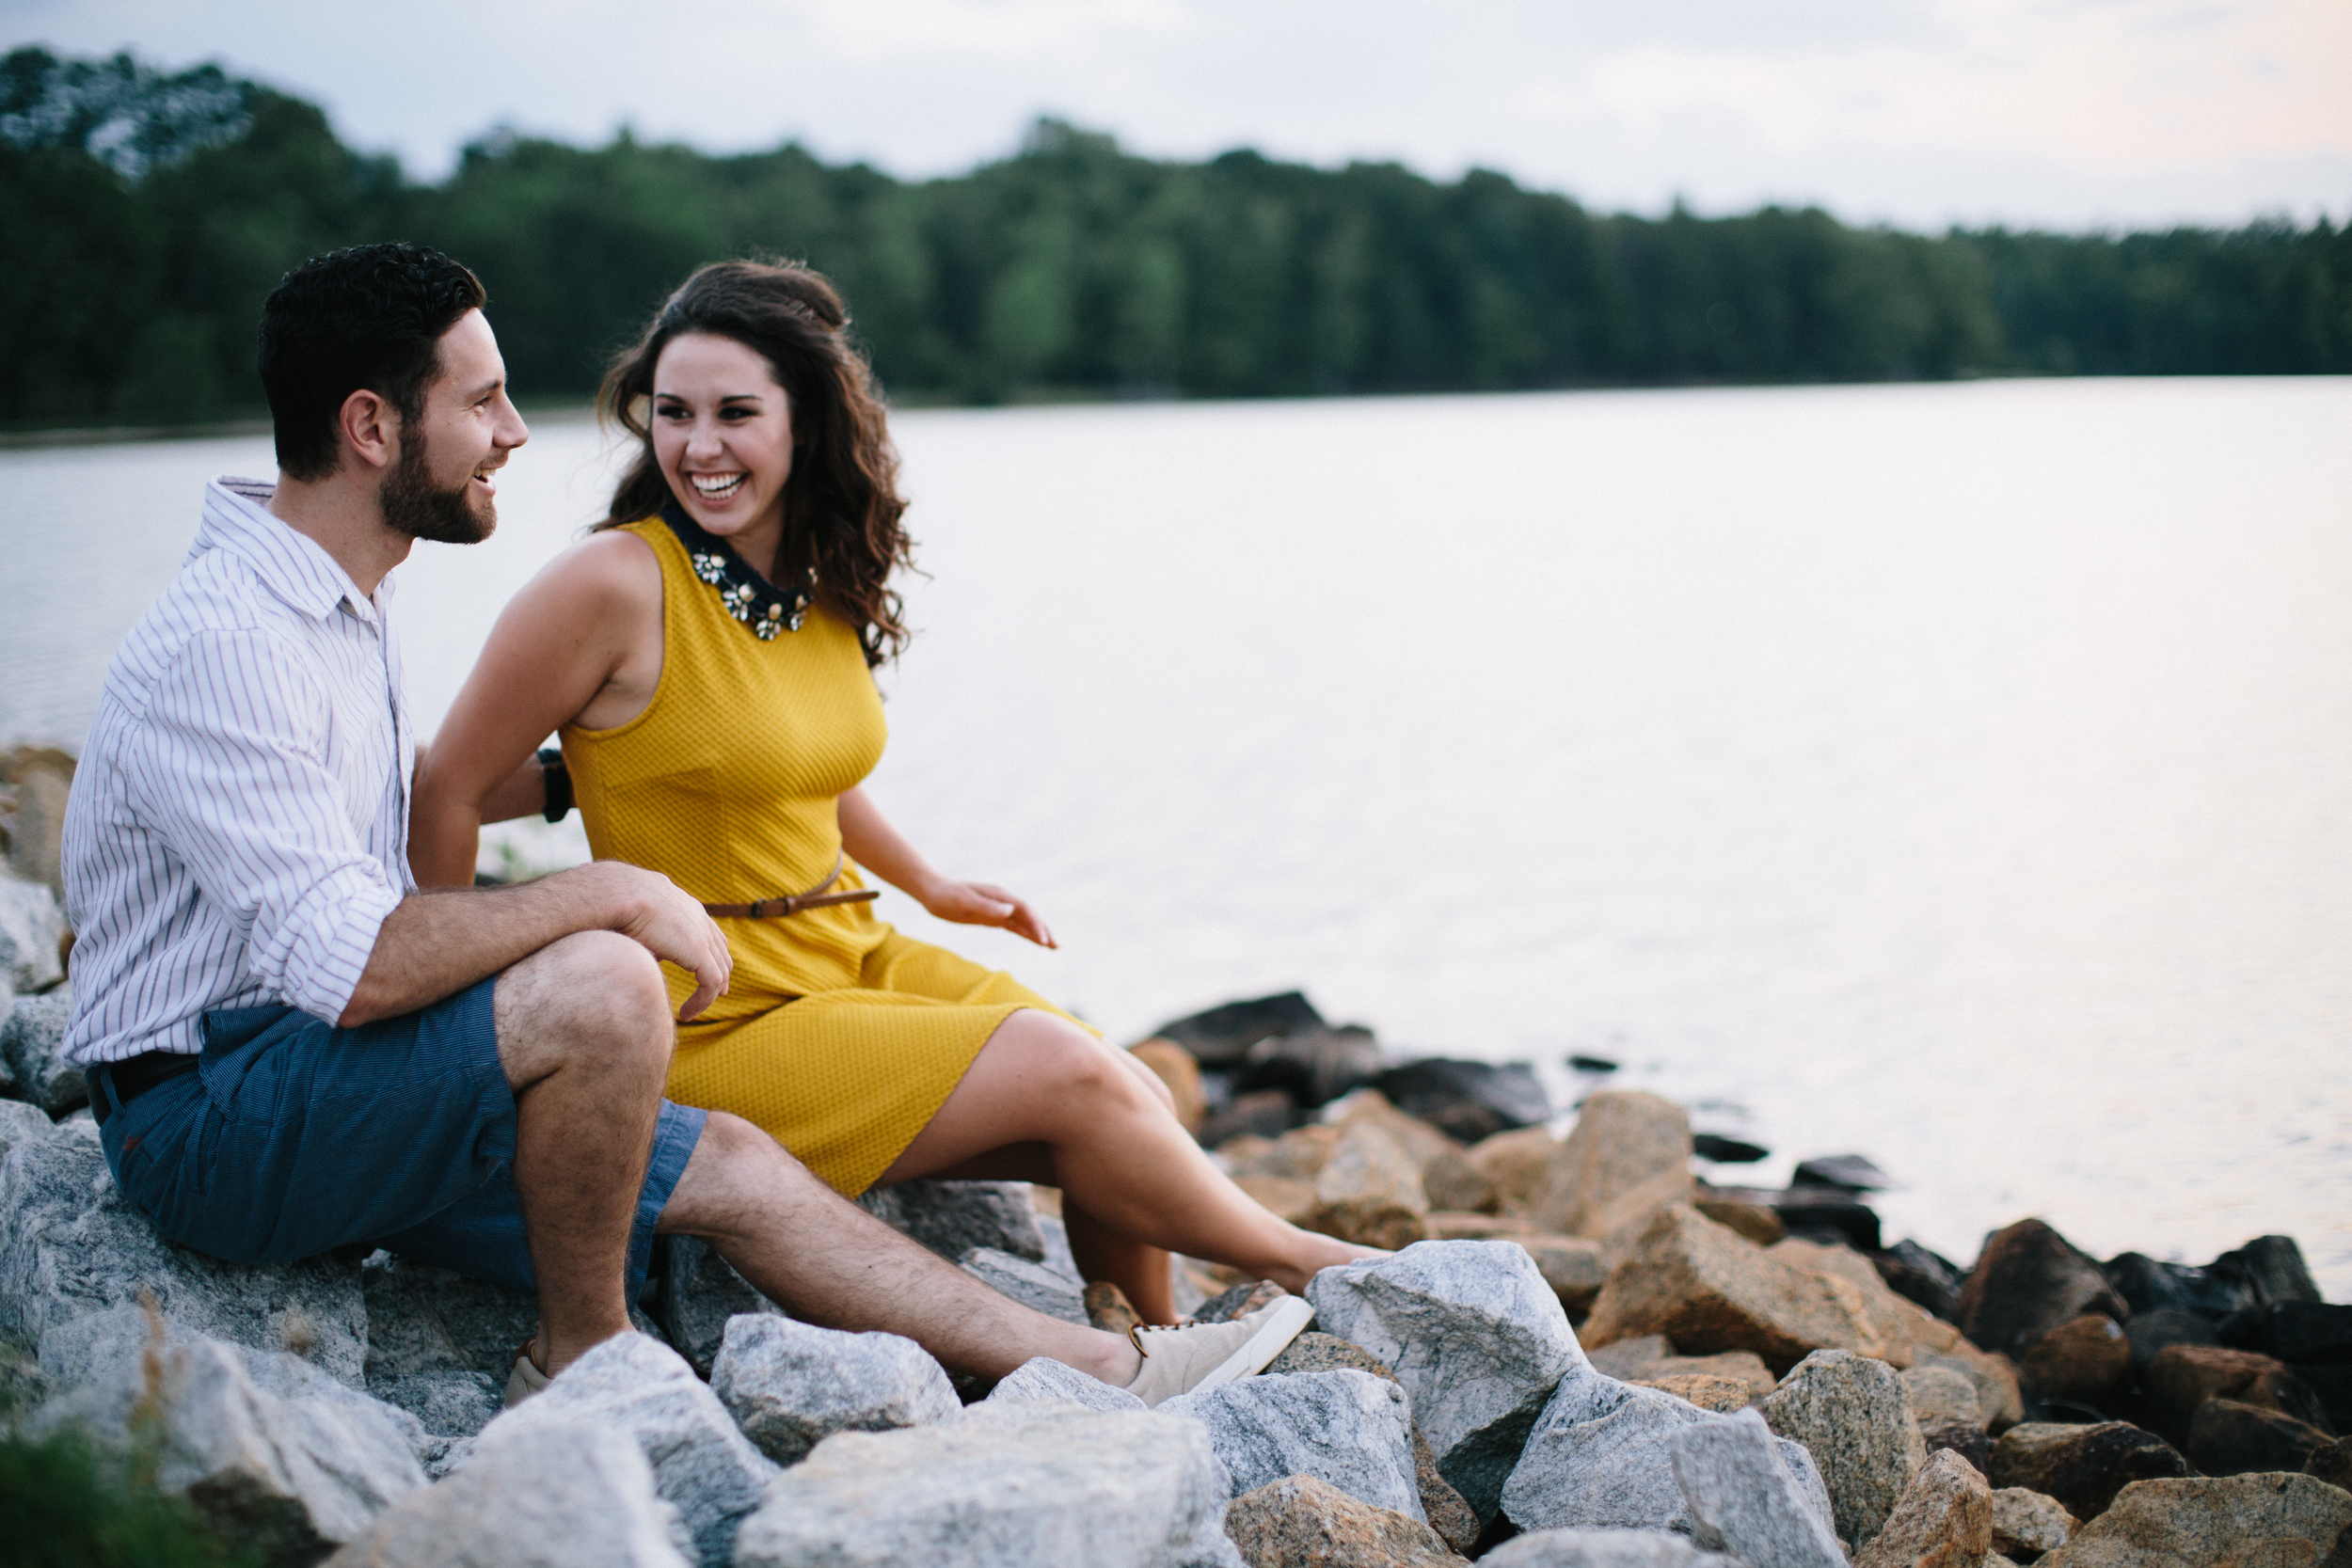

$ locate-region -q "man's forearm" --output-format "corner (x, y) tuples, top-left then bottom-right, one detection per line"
(340, 863), (637, 1026)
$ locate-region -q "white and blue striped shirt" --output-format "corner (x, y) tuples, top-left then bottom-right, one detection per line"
(62, 476), (415, 1064)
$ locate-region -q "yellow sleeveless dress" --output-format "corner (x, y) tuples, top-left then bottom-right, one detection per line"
(560, 516), (1087, 1197)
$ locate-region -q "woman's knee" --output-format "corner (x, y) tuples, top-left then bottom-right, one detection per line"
(993, 1012), (1158, 1113)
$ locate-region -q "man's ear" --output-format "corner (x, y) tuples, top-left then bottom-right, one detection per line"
(338, 388), (400, 473)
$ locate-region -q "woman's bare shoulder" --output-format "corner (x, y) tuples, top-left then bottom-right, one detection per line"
(520, 526), (663, 617)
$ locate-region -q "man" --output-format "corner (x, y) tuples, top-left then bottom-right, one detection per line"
(61, 242), (1307, 1404)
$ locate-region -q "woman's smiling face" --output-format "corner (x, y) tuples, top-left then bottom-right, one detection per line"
(651, 331), (794, 559)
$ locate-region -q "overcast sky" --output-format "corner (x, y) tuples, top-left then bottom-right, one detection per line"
(9, 0), (2347, 230)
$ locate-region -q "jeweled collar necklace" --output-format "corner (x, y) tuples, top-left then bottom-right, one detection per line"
(658, 499), (813, 641)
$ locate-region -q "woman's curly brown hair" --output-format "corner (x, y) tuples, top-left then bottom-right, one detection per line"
(597, 260), (913, 665)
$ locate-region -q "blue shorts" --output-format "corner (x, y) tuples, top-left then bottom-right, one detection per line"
(94, 976), (705, 1303)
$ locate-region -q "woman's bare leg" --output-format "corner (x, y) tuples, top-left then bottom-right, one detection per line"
(874, 1009), (1374, 1299)
(1063, 1197), (1176, 1324)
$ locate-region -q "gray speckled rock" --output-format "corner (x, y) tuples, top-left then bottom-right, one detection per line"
(1900, 1364), (1981, 1427)
(1989, 1487), (2076, 1560)
(1502, 1358), (1835, 1539)
(1161, 1369), (1422, 1519)
(1760, 1348), (1927, 1549)
(326, 1419), (691, 1568)
(476, 1332), (776, 1568)
(1253, 1333), (1479, 1554)
(28, 1325), (426, 1560)
(0, 873), (64, 993)
(1306, 1240), (1579, 1520)
(710, 1312), (959, 1465)
(1482, 1528), (1749, 1567)
(860, 1178), (1045, 1262)
(734, 1400), (1246, 1568)
(961, 1244), (1090, 1323)
(360, 1249), (539, 1386)
(1671, 1408), (1847, 1568)
(981, 1354), (1149, 1413)
(2037, 1473), (2352, 1568)
(0, 1096), (50, 1157)
(1, 1118), (369, 1386)
(2, 988), (79, 1112)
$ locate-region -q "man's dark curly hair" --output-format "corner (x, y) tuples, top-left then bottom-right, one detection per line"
(258, 243), (485, 481)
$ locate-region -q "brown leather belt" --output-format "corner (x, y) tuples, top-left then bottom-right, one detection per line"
(701, 852), (880, 921)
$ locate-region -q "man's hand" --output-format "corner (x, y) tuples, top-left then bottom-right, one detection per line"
(597, 862), (734, 1019)
(919, 878), (1057, 949)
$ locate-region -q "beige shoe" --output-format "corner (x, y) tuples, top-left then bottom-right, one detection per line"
(502, 1339), (550, 1408)
(1124, 1293), (1314, 1408)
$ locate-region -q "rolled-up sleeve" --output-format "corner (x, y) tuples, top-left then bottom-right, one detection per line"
(129, 627), (401, 1024)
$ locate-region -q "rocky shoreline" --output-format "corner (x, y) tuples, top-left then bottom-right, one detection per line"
(6, 759), (2350, 1565)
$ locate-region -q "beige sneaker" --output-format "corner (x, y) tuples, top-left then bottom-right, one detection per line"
(502, 1339), (550, 1408)
(1124, 1293), (1314, 1408)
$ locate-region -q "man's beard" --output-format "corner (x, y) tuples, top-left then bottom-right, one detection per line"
(380, 426), (495, 545)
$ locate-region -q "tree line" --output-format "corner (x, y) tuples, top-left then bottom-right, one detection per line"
(4, 46), (2347, 428)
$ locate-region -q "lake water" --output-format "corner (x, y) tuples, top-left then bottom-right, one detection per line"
(6, 378), (2348, 1295)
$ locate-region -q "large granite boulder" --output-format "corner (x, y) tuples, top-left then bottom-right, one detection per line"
(1581, 1206), (1914, 1373)
(2037, 1473), (2352, 1568)
(1955, 1221), (2130, 1362)
(1256, 1331), (1480, 1553)
(2, 987), (80, 1113)
(1851, 1449), (1992, 1568)
(858, 1178), (1045, 1263)
(28, 1322), (425, 1564)
(1669, 1407), (1848, 1568)
(1990, 1486), (2077, 1561)
(1222, 1473), (1457, 1568)
(1162, 1369), (1422, 1520)
(709, 1312), (959, 1465)
(733, 1401), (1246, 1568)
(0, 1116), (369, 1387)
(1501, 1359), (1834, 1539)
(359, 1249), (537, 1453)
(1986, 1422), (2191, 1522)
(1527, 1091), (1692, 1241)
(475, 1332), (776, 1568)
(1306, 1240), (1581, 1520)
(1760, 1348), (1928, 1550)
(323, 1419), (692, 1567)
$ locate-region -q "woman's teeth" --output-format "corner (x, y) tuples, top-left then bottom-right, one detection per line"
(691, 473), (746, 499)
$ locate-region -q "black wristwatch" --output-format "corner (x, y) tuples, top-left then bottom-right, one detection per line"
(538, 747), (573, 823)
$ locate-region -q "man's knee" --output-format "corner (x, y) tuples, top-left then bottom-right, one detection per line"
(496, 930), (671, 1073)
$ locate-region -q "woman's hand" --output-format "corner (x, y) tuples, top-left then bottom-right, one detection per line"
(916, 879), (1057, 948)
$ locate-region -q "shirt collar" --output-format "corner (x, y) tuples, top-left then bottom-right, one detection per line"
(197, 476), (383, 625)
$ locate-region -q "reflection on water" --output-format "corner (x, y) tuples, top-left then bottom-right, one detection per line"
(5, 379), (2348, 1292)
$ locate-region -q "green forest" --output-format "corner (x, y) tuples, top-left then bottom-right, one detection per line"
(4, 46), (2348, 429)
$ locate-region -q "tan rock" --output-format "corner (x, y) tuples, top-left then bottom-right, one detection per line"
(1128, 1038), (1206, 1132)
(1579, 1333), (1778, 1404)
(1635, 1372), (1762, 1412)
(1911, 1339), (2025, 1434)
(1422, 1212), (1535, 1241)
(1990, 1487), (2077, 1561)
(2037, 1473), (2352, 1568)
(1695, 1197), (1787, 1245)
(1236, 1175), (1320, 1226)
(1304, 1118), (1428, 1250)
(1853, 1449), (1993, 1568)
(1581, 1206), (1915, 1373)
(2019, 1315), (2129, 1405)
(0, 746), (75, 898)
(1422, 1148), (1499, 1214)
(1582, 1333), (1676, 1379)
(1326, 1088), (1461, 1170)
(1901, 1365), (1983, 1427)
(1223, 1473), (1459, 1568)
(1527, 1090), (1693, 1239)
(1221, 1124), (1342, 1182)
(1467, 1126), (1558, 1214)
(1519, 1235), (1610, 1317)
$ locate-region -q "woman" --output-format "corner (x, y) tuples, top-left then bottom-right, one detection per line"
(411, 260), (1371, 1323)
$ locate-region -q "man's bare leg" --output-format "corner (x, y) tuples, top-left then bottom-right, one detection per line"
(656, 1112), (1144, 1386)
(496, 930), (675, 1374)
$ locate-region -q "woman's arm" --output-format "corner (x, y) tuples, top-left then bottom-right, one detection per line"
(836, 785), (1057, 948)
(409, 531), (665, 886)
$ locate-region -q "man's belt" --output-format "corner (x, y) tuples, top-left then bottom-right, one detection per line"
(701, 852), (880, 921)
(88, 1050), (199, 1125)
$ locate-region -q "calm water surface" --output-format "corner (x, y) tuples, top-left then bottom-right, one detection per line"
(6, 378), (2347, 1293)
